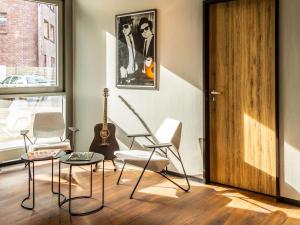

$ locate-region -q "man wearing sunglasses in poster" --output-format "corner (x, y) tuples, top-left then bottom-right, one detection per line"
(118, 16), (139, 85)
(138, 17), (155, 82)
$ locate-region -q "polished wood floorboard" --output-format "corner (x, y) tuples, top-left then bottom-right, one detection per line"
(1, 161), (300, 225)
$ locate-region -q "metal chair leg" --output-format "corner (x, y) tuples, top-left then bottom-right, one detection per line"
(112, 159), (117, 172)
(177, 152), (190, 191)
(93, 163), (98, 172)
(129, 137), (135, 150)
(116, 162), (126, 185)
(121, 147), (190, 199)
(157, 150), (190, 192)
(130, 149), (155, 199)
(130, 167), (145, 199)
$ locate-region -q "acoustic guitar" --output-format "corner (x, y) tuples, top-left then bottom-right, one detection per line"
(89, 88), (119, 162)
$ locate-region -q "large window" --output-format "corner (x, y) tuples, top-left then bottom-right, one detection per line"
(0, 0), (63, 94)
(0, 96), (64, 149)
(0, 0), (65, 162)
(0, 95), (65, 162)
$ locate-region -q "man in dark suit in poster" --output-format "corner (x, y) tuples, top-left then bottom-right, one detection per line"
(118, 16), (139, 85)
(139, 18), (154, 59)
(138, 17), (155, 81)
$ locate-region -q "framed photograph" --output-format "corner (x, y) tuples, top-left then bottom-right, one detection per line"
(116, 9), (157, 89)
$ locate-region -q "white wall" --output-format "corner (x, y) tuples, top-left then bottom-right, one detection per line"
(73, 0), (300, 199)
(73, 0), (203, 176)
(279, 0), (300, 200)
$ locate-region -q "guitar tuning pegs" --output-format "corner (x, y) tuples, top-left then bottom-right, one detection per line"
(103, 88), (109, 97)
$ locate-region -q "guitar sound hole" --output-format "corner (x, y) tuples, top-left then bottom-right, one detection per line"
(99, 143), (110, 146)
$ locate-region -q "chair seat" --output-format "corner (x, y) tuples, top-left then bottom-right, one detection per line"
(114, 150), (169, 172)
(28, 139), (71, 152)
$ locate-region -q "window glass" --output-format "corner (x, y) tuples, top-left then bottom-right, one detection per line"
(0, 0), (64, 163)
(26, 76), (48, 84)
(51, 57), (56, 67)
(2, 77), (11, 84)
(50, 24), (55, 42)
(0, 95), (64, 160)
(10, 77), (22, 84)
(44, 19), (49, 39)
(0, 12), (7, 34)
(10, 76), (18, 83)
(0, 1), (58, 88)
(0, 12), (7, 25)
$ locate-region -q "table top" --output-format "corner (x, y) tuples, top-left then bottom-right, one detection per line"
(21, 151), (66, 162)
(59, 152), (104, 165)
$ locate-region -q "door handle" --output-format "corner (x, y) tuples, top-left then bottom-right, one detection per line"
(210, 90), (222, 95)
(210, 90), (222, 101)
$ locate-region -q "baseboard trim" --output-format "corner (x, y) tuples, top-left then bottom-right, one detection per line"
(0, 159), (23, 167)
(277, 196), (300, 207)
(165, 170), (204, 183)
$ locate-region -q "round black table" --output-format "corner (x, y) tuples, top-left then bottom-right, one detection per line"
(20, 151), (66, 210)
(58, 152), (105, 216)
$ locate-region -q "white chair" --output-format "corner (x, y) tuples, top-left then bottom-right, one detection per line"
(114, 118), (190, 199)
(21, 112), (79, 154)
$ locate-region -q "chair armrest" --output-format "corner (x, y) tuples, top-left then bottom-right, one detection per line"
(127, 133), (151, 138)
(144, 143), (172, 149)
(68, 127), (80, 133)
(20, 129), (33, 147)
(20, 130), (29, 136)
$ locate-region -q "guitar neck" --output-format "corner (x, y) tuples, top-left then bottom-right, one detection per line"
(103, 96), (108, 128)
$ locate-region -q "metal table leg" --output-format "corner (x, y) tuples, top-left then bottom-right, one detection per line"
(52, 158), (55, 193)
(58, 161), (66, 206)
(21, 161), (35, 210)
(58, 161), (105, 216)
(52, 158), (66, 198)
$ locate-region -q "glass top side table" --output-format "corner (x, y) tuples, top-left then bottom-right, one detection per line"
(20, 150), (66, 210)
(58, 152), (105, 216)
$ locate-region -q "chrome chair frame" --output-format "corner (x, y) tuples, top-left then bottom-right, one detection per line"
(116, 134), (190, 199)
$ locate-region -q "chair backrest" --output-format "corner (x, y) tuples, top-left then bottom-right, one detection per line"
(33, 112), (65, 138)
(155, 118), (182, 151)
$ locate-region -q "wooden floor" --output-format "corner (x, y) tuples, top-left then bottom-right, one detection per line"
(1, 162), (300, 225)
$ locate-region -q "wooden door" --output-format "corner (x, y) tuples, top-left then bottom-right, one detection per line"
(208, 0), (276, 195)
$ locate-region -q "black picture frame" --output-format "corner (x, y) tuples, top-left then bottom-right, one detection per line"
(115, 9), (157, 90)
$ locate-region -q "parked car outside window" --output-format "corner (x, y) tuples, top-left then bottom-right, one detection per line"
(0, 75), (53, 87)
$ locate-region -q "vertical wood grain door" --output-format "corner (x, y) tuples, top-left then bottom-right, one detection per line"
(208, 0), (277, 196)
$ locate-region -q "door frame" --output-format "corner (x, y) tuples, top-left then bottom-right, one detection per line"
(202, 0), (280, 198)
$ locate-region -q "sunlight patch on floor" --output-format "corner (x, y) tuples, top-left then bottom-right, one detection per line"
(138, 181), (180, 198)
(223, 192), (273, 214)
(221, 190), (300, 220)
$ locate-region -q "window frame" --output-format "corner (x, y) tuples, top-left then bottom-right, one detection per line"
(50, 23), (55, 43)
(51, 56), (56, 67)
(0, 12), (8, 34)
(0, 0), (64, 95)
(0, 12), (7, 26)
(44, 54), (47, 66)
(44, 19), (49, 39)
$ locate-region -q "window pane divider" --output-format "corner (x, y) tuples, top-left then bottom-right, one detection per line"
(0, 92), (66, 99)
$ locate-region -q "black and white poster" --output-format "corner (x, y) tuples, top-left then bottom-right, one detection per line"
(116, 9), (157, 89)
